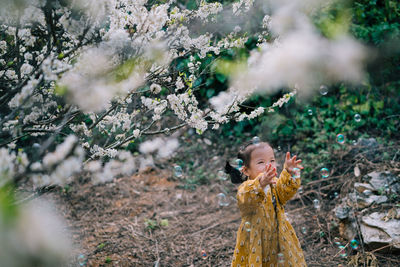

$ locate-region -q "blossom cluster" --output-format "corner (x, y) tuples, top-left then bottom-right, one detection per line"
(0, 0), (367, 189)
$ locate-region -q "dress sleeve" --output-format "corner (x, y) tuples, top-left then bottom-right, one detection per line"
(275, 168), (301, 206)
(237, 176), (266, 216)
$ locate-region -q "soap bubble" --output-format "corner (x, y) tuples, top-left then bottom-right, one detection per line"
(338, 245), (347, 258)
(334, 192), (339, 199)
(278, 146), (281, 151)
(77, 254), (86, 266)
(217, 170), (228, 181)
(320, 168), (329, 178)
(277, 252), (284, 263)
(236, 159), (243, 170)
(301, 227), (307, 234)
(350, 239), (359, 250)
(292, 168), (301, 179)
(354, 114), (361, 122)
(201, 249), (207, 259)
(33, 143), (41, 149)
(313, 199), (321, 210)
(217, 193), (229, 207)
(244, 221), (251, 232)
(336, 134), (345, 144)
(252, 136), (260, 145)
(307, 109), (313, 116)
(319, 85), (328, 95)
(334, 237), (341, 246)
(174, 165), (183, 178)
(352, 140), (357, 145)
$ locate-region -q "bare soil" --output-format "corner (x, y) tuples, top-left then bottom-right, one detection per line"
(47, 163), (400, 267)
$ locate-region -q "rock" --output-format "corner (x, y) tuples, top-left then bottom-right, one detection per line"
(365, 171), (400, 194)
(348, 187), (389, 209)
(360, 211), (400, 251)
(335, 205), (351, 219)
(354, 183), (375, 194)
(359, 195), (388, 208)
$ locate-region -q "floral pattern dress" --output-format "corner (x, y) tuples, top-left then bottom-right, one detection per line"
(231, 169), (307, 267)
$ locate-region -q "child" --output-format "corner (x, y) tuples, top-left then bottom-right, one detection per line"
(225, 141), (307, 267)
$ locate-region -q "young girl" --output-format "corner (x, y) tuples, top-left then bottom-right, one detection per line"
(226, 141), (307, 267)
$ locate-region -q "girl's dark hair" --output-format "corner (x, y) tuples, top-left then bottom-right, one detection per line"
(224, 141), (271, 184)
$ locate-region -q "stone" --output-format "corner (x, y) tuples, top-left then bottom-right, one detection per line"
(360, 211), (400, 251)
(365, 171), (400, 194)
(354, 182), (375, 193)
(335, 205), (351, 220)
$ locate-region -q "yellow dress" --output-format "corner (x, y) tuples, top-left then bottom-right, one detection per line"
(231, 169), (307, 267)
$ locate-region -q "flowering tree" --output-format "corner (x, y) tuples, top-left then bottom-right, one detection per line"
(0, 0), (369, 265)
(0, 0), (366, 187)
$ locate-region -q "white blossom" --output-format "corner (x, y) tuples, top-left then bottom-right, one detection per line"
(43, 135), (77, 167)
(150, 83), (162, 94)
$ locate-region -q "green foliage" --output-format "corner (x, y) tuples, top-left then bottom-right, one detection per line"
(351, 0), (400, 45)
(0, 185), (18, 225)
(144, 218), (158, 230)
(144, 218), (169, 230)
(209, 1), (400, 184)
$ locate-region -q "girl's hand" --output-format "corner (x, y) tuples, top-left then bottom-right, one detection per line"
(284, 152), (304, 175)
(258, 163), (277, 188)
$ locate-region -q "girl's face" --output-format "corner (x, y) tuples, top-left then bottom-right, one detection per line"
(242, 145), (276, 180)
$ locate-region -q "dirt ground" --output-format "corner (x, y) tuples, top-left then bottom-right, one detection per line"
(46, 162), (400, 267)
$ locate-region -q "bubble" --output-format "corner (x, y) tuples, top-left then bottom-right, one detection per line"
(236, 159), (243, 170)
(354, 114), (361, 122)
(350, 239), (359, 250)
(319, 85), (328, 95)
(252, 136), (260, 145)
(301, 227), (307, 234)
(33, 143), (41, 149)
(336, 134), (345, 144)
(298, 186), (303, 194)
(334, 237), (341, 246)
(77, 254), (86, 266)
(244, 221), (251, 232)
(313, 199), (321, 210)
(201, 249), (207, 259)
(292, 168), (301, 179)
(217, 193), (229, 207)
(320, 168), (329, 178)
(278, 146), (282, 151)
(334, 192), (339, 199)
(174, 165), (183, 178)
(307, 109), (313, 116)
(277, 252), (284, 263)
(352, 140), (357, 145)
(217, 170), (228, 181)
(338, 245), (347, 258)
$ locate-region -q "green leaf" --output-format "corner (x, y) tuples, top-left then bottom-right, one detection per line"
(206, 88), (215, 98)
(215, 73), (226, 83)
